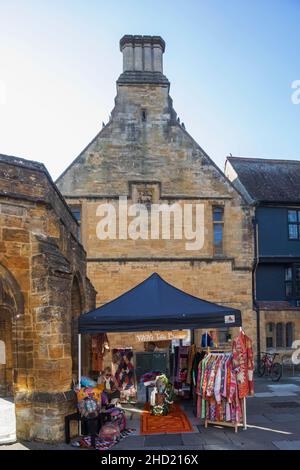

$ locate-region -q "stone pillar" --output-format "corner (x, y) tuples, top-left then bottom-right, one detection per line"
(153, 44), (163, 73)
(143, 40), (153, 71)
(122, 44), (134, 71)
(134, 44), (143, 71)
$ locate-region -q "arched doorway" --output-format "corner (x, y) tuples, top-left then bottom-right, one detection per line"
(0, 264), (23, 443)
(0, 307), (14, 397)
(0, 267), (23, 398)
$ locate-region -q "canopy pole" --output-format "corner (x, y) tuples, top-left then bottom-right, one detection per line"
(242, 397), (247, 430)
(78, 333), (82, 387)
(78, 333), (82, 436)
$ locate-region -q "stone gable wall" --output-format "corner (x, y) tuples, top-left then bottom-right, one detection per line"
(57, 39), (256, 395)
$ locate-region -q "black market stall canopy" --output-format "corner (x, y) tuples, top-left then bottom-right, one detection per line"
(78, 273), (242, 334)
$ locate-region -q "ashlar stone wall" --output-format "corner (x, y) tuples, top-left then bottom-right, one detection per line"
(0, 154), (96, 442)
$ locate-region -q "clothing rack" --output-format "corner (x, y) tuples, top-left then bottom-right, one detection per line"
(204, 398), (247, 433)
(198, 347), (232, 353)
(198, 349), (247, 433)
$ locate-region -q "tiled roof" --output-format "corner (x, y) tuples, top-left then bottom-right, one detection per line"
(227, 156), (300, 203)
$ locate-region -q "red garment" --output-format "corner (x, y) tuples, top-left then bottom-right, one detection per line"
(232, 332), (254, 399)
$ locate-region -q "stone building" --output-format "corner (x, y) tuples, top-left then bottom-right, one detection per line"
(56, 35), (256, 355)
(0, 154), (96, 442)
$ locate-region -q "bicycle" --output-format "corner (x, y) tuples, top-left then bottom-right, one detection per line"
(257, 352), (282, 381)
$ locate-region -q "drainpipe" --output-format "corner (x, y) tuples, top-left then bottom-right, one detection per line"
(252, 213), (261, 370)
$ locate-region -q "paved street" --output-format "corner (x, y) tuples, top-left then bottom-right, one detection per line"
(1, 373), (300, 451)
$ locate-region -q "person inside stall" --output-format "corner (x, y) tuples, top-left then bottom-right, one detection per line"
(98, 367), (121, 405)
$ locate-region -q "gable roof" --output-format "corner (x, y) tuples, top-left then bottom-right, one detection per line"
(78, 272), (241, 333)
(227, 156), (300, 204)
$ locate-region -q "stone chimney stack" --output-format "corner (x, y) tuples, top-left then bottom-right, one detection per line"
(118, 35), (169, 86)
(120, 35), (165, 73)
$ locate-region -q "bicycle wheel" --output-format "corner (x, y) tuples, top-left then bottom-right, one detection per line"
(257, 362), (266, 377)
(271, 362), (282, 382)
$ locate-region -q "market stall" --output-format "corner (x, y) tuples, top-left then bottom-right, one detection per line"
(75, 272), (252, 447)
(78, 273), (242, 333)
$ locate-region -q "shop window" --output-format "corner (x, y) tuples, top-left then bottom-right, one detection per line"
(286, 322), (294, 347)
(276, 322), (284, 348)
(213, 206), (224, 256)
(288, 209), (300, 240)
(266, 322), (274, 348)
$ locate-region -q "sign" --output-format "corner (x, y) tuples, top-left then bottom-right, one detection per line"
(224, 315), (235, 324)
(135, 330), (189, 343)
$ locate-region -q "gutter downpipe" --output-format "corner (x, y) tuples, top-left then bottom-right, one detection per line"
(252, 211), (260, 370)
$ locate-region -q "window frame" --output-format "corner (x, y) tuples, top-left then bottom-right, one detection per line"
(212, 205), (224, 256)
(276, 322), (285, 348)
(286, 322), (294, 348)
(70, 205), (81, 241)
(285, 264), (300, 299)
(266, 321), (295, 349)
(287, 209), (300, 240)
(266, 322), (275, 349)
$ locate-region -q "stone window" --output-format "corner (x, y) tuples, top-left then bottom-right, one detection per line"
(141, 109), (147, 122)
(276, 322), (284, 348)
(70, 206), (81, 241)
(286, 322), (294, 347)
(266, 322), (275, 348)
(266, 322), (294, 349)
(288, 209), (300, 239)
(213, 206), (224, 256)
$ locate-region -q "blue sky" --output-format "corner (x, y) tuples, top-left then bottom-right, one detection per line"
(0, 0), (299, 179)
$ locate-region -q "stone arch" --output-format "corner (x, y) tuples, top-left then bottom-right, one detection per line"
(70, 273), (84, 376)
(0, 263), (24, 316)
(0, 263), (24, 397)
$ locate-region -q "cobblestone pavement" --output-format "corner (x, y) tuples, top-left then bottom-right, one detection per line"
(1, 373), (300, 451)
